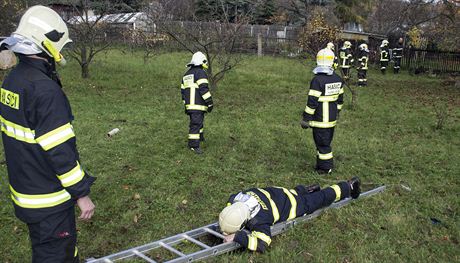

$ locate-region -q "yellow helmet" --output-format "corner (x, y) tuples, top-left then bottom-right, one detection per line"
(219, 202), (250, 235)
(316, 48), (335, 68)
(14, 5), (72, 65)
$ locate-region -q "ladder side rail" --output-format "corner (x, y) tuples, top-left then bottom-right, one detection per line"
(166, 242), (241, 263)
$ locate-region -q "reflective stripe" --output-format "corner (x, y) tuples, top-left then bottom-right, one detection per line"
(257, 188), (280, 223)
(10, 185), (71, 209)
(281, 188), (297, 220)
(317, 55), (334, 60)
(248, 235), (258, 251)
(337, 104), (343, 110)
(196, 78), (209, 86)
(199, 128), (204, 133)
(36, 123), (75, 151)
(202, 92), (212, 100)
(253, 231), (272, 245)
(185, 105), (207, 111)
(74, 246), (78, 257)
(0, 116), (36, 144)
(323, 102), (329, 123)
(318, 95), (338, 102)
(339, 88), (344, 94)
(308, 89), (322, 97)
(330, 185), (341, 202)
(183, 84), (199, 89)
(318, 151), (333, 160)
(180, 84), (185, 90)
(190, 84), (196, 105)
(188, 134), (200, 139)
(57, 162), (85, 187)
(309, 121), (336, 128)
(304, 106), (315, 115)
(290, 189), (298, 196)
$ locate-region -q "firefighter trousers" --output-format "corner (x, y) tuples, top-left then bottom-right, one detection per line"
(188, 111), (205, 148)
(27, 207), (78, 263)
(380, 60), (388, 74)
(394, 58), (401, 73)
(295, 182), (351, 215)
(312, 127), (335, 171)
(357, 69), (367, 86)
(341, 67), (351, 80)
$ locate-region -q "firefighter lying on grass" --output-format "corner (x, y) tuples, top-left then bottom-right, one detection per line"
(219, 177), (361, 252)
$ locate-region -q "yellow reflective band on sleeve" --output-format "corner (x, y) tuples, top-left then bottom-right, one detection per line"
(308, 89), (322, 97)
(309, 121), (336, 128)
(339, 88), (344, 94)
(253, 231), (272, 246)
(36, 123), (75, 151)
(318, 95), (339, 102)
(318, 151), (333, 160)
(74, 246), (78, 257)
(289, 189), (298, 196)
(329, 185), (341, 202)
(248, 235), (258, 251)
(337, 104), (343, 110)
(185, 105), (207, 111)
(0, 116), (36, 144)
(304, 106), (315, 115)
(196, 78), (209, 86)
(202, 92), (212, 100)
(281, 188), (297, 220)
(9, 185), (71, 209)
(57, 162), (85, 187)
(188, 134), (200, 140)
(257, 188), (280, 223)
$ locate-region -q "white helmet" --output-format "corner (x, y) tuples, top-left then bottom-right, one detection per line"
(343, 41), (352, 49)
(219, 202), (250, 235)
(326, 42), (335, 51)
(382, 40), (389, 46)
(316, 48), (335, 68)
(187, 51), (208, 69)
(359, 43), (368, 51)
(14, 5), (72, 65)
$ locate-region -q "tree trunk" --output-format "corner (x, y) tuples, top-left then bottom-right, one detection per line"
(80, 46), (90, 78)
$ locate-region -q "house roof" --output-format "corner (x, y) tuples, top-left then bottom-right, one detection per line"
(69, 12), (145, 24)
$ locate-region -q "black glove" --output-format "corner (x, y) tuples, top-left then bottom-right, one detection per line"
(300, 120), (309, 129)
(207, 104), (213, 113)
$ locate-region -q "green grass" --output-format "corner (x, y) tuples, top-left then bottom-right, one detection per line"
(0, 50), (459, 262)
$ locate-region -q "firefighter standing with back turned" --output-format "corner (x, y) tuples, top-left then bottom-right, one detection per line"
(219, 177), (361, 252)
(356, 43), (369, 86)
(300, 48), (344, 174)
(0, 5), (96, 262)
(379, 40), (390, 74)
(339, 41), (353, 80)
(392, 38), (404, 74)
(181, 52), (213, 154)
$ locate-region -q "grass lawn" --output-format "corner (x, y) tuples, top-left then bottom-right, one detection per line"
(0, 50), (459, 262)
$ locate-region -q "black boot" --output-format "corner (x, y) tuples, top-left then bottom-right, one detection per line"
(348, 177), (361, 199)
(190, 147), (203, 154)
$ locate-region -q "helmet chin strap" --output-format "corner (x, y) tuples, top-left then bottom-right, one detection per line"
(41, 39), (66, 66)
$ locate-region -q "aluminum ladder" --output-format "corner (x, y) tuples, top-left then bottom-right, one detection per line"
(87, 185), (386, 263)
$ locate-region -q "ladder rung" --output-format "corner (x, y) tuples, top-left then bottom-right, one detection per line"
(204, 227), (225, 239)
(182, 234), (210, 249)
(159, 242), (186, 257)
(133, 250), (156, 263)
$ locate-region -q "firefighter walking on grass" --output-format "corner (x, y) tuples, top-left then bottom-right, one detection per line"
(300, 48), (344, 174)
(339, 41), (353, 80)
(219, 177), (361, 252)
(357, 43), (369, 86)
(392, 38), (404, 74)
(181, 52), (213, 154)
(0, 6), (96, 262)
(379, 40), (390, 74)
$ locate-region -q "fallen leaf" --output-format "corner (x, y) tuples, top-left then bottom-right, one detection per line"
(133, 193), (141, 200)
(182, 199), (188, 205)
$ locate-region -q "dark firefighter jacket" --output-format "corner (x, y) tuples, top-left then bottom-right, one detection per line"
(302, 73), (344, 128)
(0, 56), (95, 223)
(227, 187), (303, 253)
(181, 66), (213, 113)
(357, 50), (369, 70)
(392, 43), (403, 58)
(339, 48), (353, 68)
(380, 46), (390, 61)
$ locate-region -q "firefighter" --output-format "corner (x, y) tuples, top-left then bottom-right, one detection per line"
(300, 48), (344, 174)
(379, 40), (390, 74)
(219, 177), (361, 252)
(339, 41), (353, 80)
(392, 38), (404, 74)
(0, 5), (95, 262)
(181, 52), (213, 154)
(326, 42), (339, 69)
(357, 43), (369, 86)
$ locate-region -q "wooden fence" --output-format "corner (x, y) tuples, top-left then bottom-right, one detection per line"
(402, 48), (460, 73)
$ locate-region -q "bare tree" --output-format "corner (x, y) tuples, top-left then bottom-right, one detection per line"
(66, 0), (115, 78)
(145, 0), (251, 89)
